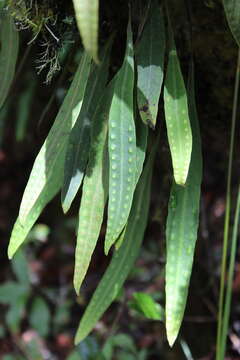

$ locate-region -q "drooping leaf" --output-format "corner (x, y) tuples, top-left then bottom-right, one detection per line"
(18, 52), (91, 223)
(62, 46), (110, 213)
(73, 0), (99, 62)
(8, 53), (91, 258)
(75, 141), (156, 344)
(223, 0), (240, 46)
(0, 10), (19, 109)
(115, 111), (148, 251)
(165, 62), (202, 346)
(164, 19), (192, 186)
(137, 0), (165, 128)
(105, 23), (136, 254)
(73, 86), (113, 294)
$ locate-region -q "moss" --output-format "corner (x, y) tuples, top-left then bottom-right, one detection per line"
(6, 0), (76, 82)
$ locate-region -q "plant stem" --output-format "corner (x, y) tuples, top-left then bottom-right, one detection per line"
(216, 48), (240, 360)
(221, 183), (240, 358)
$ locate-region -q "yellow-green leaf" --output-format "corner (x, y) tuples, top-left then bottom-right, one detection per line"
(18, 52), (91, 224)
(164, 19), (192, 186)
(73, 86), (113, 294)
(165, 62), (202, 346)
(104, 23), (136, 254)
(75, 140), (156, 344)
(8, 53), (91, 258)
(73, 0), (99, 62)
(62, 45), (110, 213)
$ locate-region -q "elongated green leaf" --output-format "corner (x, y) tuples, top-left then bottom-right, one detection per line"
(18, 52), (91, 224)
(73, 86), (113, 294)
(75, 143), (156, 344)
(137, 1), (165, 128)
(223, 0), (240, 46)
(62, 46), (110, 213)
(73, 0), (99, 62)
(0, 10), (19, 109)
(115, 113), (148, 251)
(118, 102), (149, 252)
(164, 21), (192, 186)
(8, 53), (91, 258)
(165, 63), (202, 346)
(105, 24), (136, 254)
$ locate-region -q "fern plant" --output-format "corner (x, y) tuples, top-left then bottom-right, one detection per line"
(1, 0), (239, 357)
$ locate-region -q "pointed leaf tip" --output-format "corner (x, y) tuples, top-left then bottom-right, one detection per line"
(167, 328), (178, 347)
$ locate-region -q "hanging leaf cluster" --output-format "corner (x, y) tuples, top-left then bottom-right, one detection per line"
(2, 0), (239, 348)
